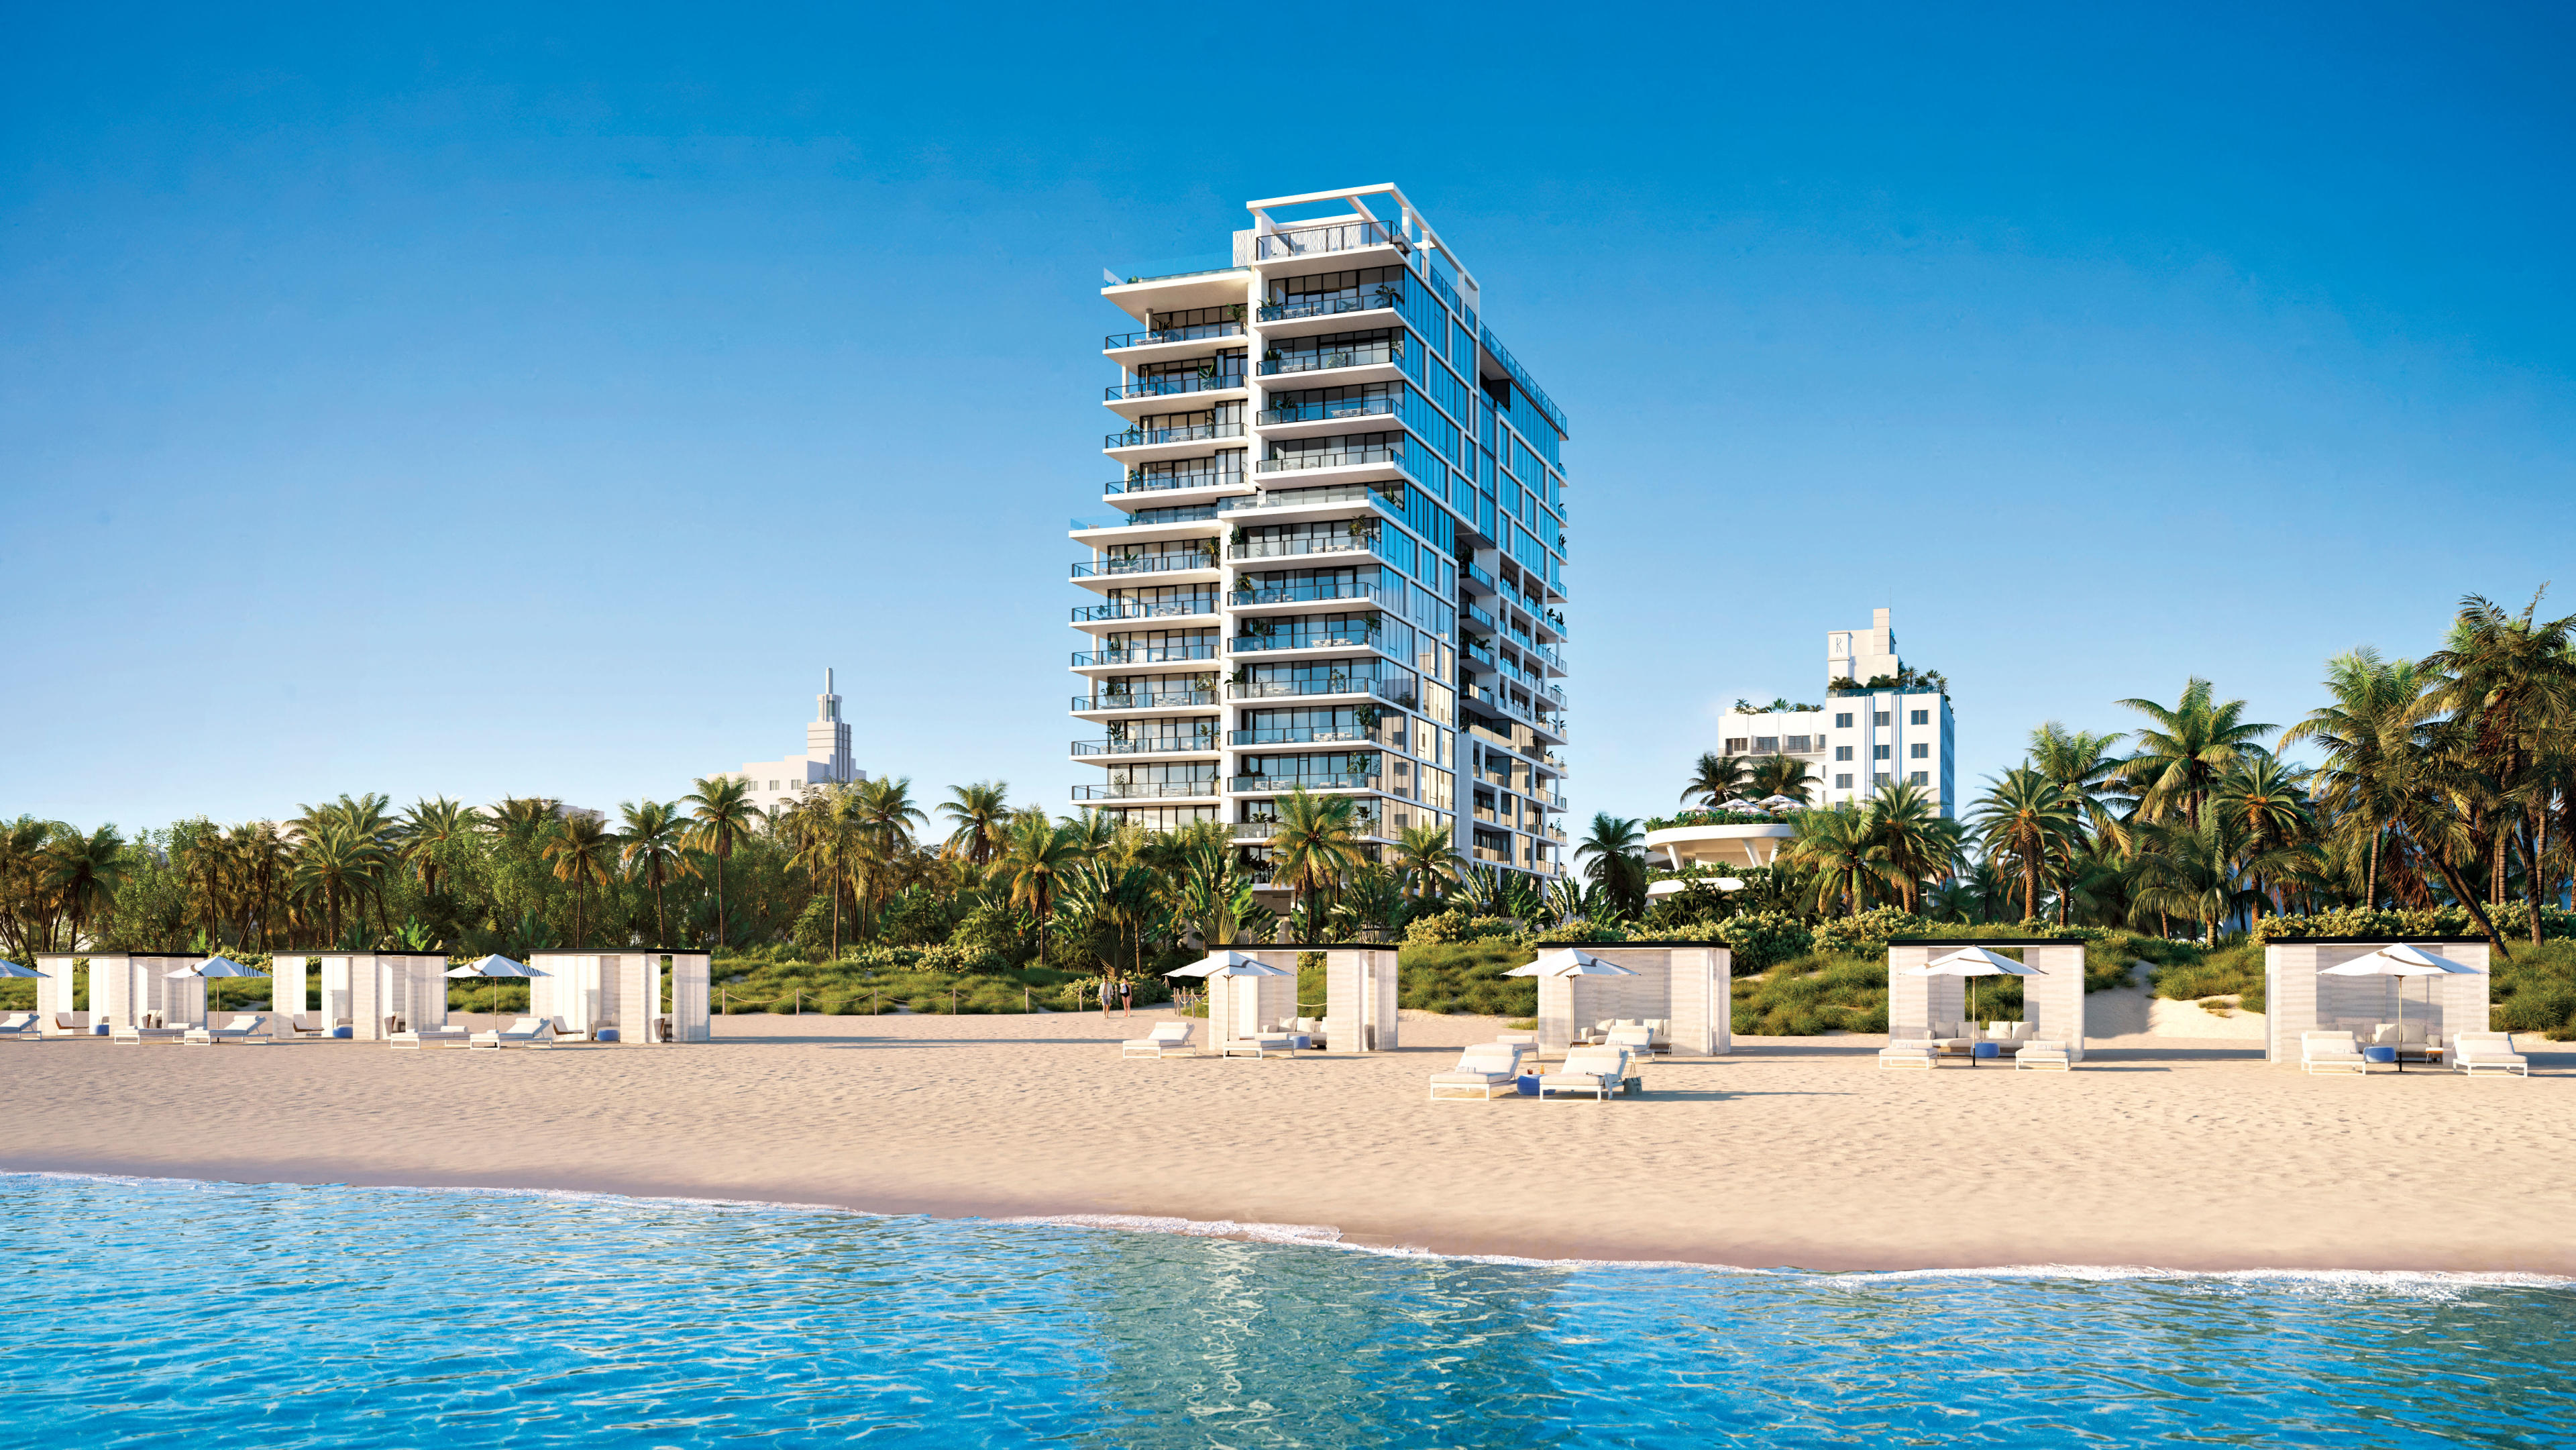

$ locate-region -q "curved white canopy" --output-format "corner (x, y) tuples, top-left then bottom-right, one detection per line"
(166, 956), (266, 978)
(1503, 947), (1640, 978)
(1166, 950), (1291, 979)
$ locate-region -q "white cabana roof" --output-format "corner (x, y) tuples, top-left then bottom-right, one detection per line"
(1503, 947), (1640, 978)
(447, 953), (546, 980)
(2317, 943), (2485, 977)
(1904, 945), (2037, 978)
(1166, 950), (1291, 979)
(167, 956), (266, 978)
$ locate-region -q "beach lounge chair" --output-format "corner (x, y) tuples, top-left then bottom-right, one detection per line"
(0, 1013), (42, 1042)
(1121, 1022), (1196, 1059)
(2015, 1039), (2071, 1071)
(1604, 1025), (1654, 1055)
(54, 1012), (92, 1036)
(1878, 1039), (1939, 1070)
(1220, 1031), (1299, 1059)
(283, 1014), (333, 1039)
(111, 1021), (188, 1044)
(2449, 1032), (2529, 1078)
(2300, 1031), (2368, 1076)
(547, 1017), (596, 1043)
(467, 1017), (557, 1051)
(1428, 1043), (1526, 1100)
(1537, 1045), (1631, 1102)
(389, 1023), (470, 1050)
(182, 1014), (268, 1045)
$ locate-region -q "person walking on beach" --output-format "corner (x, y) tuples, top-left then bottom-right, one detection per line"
(1098, 976), (1112, 1019)
(1119, 980), (1133, 1018)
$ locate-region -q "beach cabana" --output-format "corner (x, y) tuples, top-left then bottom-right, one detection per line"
(2263, 938), (2490, 1067)
(1167, 950), (1298, 1051)
(1886, 939), (2088, 1063)
(1513, 944), (1732, 1057)
(1322, 946), (1398, 1052)
(263, 953), (453, 1041)
(527, 950), (712, 1043)
(34, 951), (205, 1034)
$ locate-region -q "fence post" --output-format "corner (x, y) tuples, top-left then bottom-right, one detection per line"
(1024, 986), (1030, 1013)
(796, 989), (801, 1016)
(951, 986), (958, 1015)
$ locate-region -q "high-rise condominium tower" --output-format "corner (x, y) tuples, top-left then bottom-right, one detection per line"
(1070, 185), (1571, 891)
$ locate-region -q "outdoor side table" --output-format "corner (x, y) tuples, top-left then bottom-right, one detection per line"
(1971, 1041), (2002, 1066)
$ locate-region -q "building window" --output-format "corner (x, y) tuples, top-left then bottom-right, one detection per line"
(1911, 743), (1929, 758)
(1835, 746), (1854, 762)
(1873, 711), (1890, 727)
(1873, 745), (1890, 760)
(1754, 736), (1778, 753)
(1909, 771), (1929, 786)
(1834, 774), (1853, 789)
(1874, 772), (1891, 786)
(1724, 737), (1747, 753)
(1833, 713), (1852, 728)
(1784, 735), (1811, 753)
(1910, 709), (1929, 725)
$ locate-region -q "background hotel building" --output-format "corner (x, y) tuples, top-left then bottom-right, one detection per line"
(1712, 609), (1955, 814)
(1070, 185), (1571, 885)
(727, 669), (865, 817)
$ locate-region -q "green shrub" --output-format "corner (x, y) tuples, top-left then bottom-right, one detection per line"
(1397, 940), (1537, 1016)
(1403, 910), (1523, 946)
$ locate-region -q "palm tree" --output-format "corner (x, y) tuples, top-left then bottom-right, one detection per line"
(680, 776), (759, 948)
(1680, 752), (1752, 808)
(1574, 813), (1648, 919)
(2210, 756), (2312, 921)
(1788, 802), (1889, 918)
(2420, 590), (2576, 934)
(1268, 787), (1364, 933)
(2280, 648), (2432, 909)
(1391, 822), (1461, 900)
(939, 781), (1012, 868)
(1748, 755), (1817, 805)
(541, 813), (616, 946)
(991, 813), (1083, 957)
(288, 825), (376, 947)
(398, 796), (477, 900)
(2115, 678), (2275, 827)
(2027, 722), (2131, 848)
(2128, 816), (2257, 945)
(44, 825), (127, 949)
(1970, 768), (2081, 922)
(1862, 780), (1959, 913)
(851, 777), (930, 936)
(484, 796), (562, 841)
(618, 800), (694, 943)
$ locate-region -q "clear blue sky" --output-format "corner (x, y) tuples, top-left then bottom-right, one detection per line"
(6, 3), (2573, 832)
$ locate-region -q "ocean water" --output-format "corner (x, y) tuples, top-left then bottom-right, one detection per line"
(3, 1174), (2571, 1448)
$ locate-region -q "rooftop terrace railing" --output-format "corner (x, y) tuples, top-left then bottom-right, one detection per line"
(1254, 217), (1404, 261)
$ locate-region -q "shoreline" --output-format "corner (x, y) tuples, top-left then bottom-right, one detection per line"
(8, 1012), (2573, 1277)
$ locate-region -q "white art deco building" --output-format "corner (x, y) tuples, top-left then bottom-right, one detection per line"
(727, 669), (865, 817)
(1069, 185), (1572, 884)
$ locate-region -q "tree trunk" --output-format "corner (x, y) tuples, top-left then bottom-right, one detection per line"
(2367, 824), (2381, 911)
(2428, 850), (2512, 960)
(2525, 807), (2545, 947)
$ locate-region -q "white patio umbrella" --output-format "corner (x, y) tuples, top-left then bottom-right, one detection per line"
(167, 955), (268, 1022)
(1756, 795), (1806, 813)
(0, 961), (46, 978)
(1713, 798), (1766, 814)
(1501, 947), (1640, 978)
(1902, 945), (2036, 1026)
(2317, 943), (2483, 1073)
(1165, 951), (1291, 1037)
(445, 953), (547, 1021)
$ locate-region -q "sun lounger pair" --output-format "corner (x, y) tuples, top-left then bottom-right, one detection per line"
(1538, 1045), (1633, 1101)
(0, 1013), (42, 1042)
(390, 1024), (472, 1049)
(1122, 1022), (1196, 1059)
(182, 1015), (268, 1045)
(1427, 1041), (1538, 1100)
(466, 1017), (557, 1050)
(111, 1021), (189, 1044)
(2300, 1031), (2370, 1074)
(1880, 1037), (2072, 1069)
(1220, 1032), (1300, 1059)
(2449, 1032), (2528, 1077)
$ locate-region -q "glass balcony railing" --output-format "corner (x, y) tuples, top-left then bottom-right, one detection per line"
(1462, 603), (1497, 630)
(1258, 291), (1401, 324)
(1228, 676), (1415, 706)
(1071, 596), (1219, 623)
(1231, 630), (1379, 654)
(1071, 780), (1219, 800)
(1256, 443), (1402, 474)
(1257, 397), (1397, 427)
(1072, 554), (1217, 578)
(1260, 342), (1400, 376)
(1072, 737), (1218, 756)
(1073, 688), (1218, 711)
(1228, 774), (1377, 793)
(1107, 467), (1242, 495)
(1106, 422), (1245, 449)
(1072, 643), (1220, 667)
(1464, 639), (1497, 667)
(1466, 562), (1498, 590)
(1228, 725), (1368, 747)
(1254, 217), (1403, 261)
(1227, 535), (1375, 561)
(1228, 580), (1387, 609)
(1106, 319), (1246, 350)
(1106, 372), (1245, 402)
(1070, 505), (1218, 530)
(1536, 790), (1569, 810)
(1232, 813), (1387, 839)
(1219, 484), (1394, 517)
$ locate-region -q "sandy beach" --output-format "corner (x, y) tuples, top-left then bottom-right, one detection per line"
(6, 1012), (2570, 1274)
